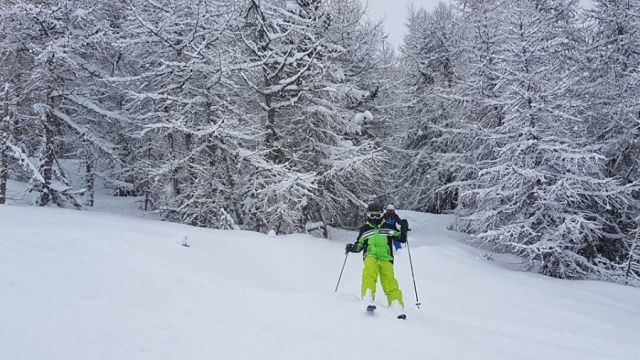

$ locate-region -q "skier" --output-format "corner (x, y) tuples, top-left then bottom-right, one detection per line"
(384, 204), (404, 250)
(345, 203), (408, 319)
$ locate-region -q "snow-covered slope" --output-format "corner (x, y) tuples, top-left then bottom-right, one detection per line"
(1, 205), (639, 360)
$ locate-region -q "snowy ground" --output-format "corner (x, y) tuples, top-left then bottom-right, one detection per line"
(1, 205), (639, 360)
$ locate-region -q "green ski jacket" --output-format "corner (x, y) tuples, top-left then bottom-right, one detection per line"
(354, 221), (403, 262)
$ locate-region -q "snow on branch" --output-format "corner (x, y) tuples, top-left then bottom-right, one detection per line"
(51, 109), (118, 158)
(264, 49), (320, 94)
(6, 143), (45, 184)
(64, 95), (129, 123)
(139, 118), (226, 138)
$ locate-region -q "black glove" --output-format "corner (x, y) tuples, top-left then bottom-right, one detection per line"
(399, 219), (409, 231)
(399, 219), (409, 243)
(345, 243), (358, 253)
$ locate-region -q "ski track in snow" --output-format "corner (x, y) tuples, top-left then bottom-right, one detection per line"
(1, 205), (639, 360)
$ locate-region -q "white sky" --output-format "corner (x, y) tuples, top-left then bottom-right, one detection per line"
(366, 0), (442, 47)
(366, 0), (594, 48)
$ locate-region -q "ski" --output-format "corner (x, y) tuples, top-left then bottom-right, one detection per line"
(365, 304), (407, 319)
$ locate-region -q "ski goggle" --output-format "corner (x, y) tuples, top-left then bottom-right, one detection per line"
(367, 212), (383, 219)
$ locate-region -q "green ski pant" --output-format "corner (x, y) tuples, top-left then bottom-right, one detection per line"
(361, 256), (404, 307)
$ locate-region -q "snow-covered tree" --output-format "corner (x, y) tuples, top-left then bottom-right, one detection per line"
(393, 0), (640, 282)
(1, 2), (86, 207)
(239, 0), (390, 232)
(581, 0), (640, 282)
(107, 0), (252, 227)
(452, 0), (638, 281)
(313, 0), (392, 227)
(395, 2), (466, 213)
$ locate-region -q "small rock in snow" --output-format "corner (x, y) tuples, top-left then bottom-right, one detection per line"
(176, 232), (190, 247)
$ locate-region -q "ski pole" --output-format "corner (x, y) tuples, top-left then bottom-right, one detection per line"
(405, 234), (421, 308)
(334, 251), (349, 293)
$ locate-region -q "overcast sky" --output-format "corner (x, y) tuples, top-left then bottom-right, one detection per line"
(366, 0), (594, 48)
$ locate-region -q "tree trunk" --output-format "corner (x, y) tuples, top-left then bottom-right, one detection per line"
(184, 132), (194, 184)
(0, 86), (8, 205)
(38, 111), (55, 206)
(144, 147), (151, 211)
(264, 90), (280, 163)
(85, 160), (95, 207)
(0, 130), (7, 205)
(626, 227), (639, 283)
(167, 133), (181, 197)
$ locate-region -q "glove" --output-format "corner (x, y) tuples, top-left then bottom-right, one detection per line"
(345, 243), (358, 253)
(399, 219), (409, 231)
